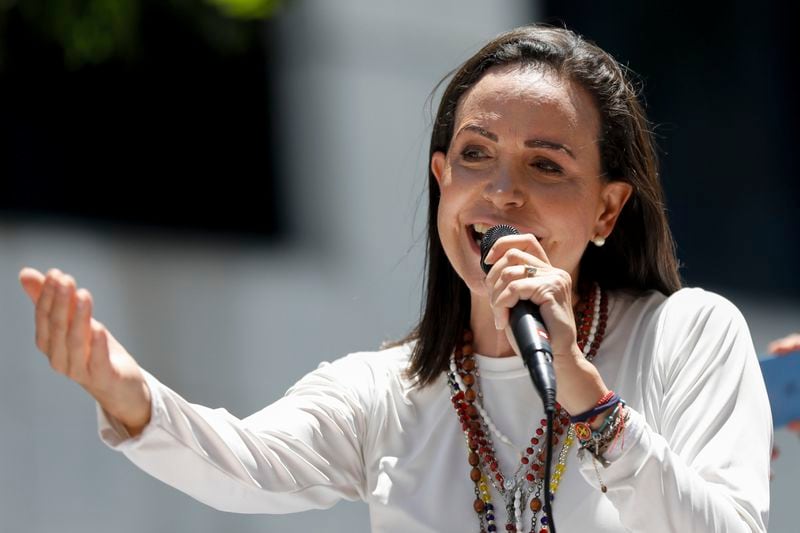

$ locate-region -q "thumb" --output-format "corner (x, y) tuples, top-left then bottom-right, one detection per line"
(18, 267), (45, 303)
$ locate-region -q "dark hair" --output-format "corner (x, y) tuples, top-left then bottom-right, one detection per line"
(404, 25), (681, 387)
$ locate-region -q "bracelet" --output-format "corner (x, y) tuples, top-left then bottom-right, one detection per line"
(570, 392), (621, 423)
(577, 403), (629, 466)
(576, 403), (630, 494)
(595, 402), (623, 433)
(574, 402), (622, 446)
(595, 390), (615, 406)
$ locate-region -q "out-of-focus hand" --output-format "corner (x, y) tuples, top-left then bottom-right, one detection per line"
(18, 267), (151, 436)
(768, 333), (800, 356)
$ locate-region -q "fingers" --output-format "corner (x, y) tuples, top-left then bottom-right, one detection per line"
(32, 268), (100, 383)
(492, 267), (565, 308)
(18, 267), (45, 303)
(66, 289), (94, 383)
(485, 247), (547, 289)
(48, 273), (77, 374)
(482, 233), (548, 268)
(34, 270), (59, 354)
(491, 269), (569, 330)
(485, 249), (542, 330)
(483, 236), (549, 309)
(482, 236), (572, 331)
(768, 333), (800, 355)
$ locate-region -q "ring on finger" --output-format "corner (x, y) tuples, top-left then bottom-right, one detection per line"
(524, 265), (537, 278)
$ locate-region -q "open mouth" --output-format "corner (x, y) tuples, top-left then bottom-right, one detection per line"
(469, 223), (542, 250)
(470, 223), (492, 248)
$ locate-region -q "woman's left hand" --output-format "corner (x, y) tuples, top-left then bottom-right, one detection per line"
(483, 233), (577, 357)
(483, 233), (608, 414)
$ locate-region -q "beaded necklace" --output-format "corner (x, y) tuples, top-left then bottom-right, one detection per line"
(447, 283), (608, 533)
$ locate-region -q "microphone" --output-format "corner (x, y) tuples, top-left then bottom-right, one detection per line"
(480, 224), (557, 413)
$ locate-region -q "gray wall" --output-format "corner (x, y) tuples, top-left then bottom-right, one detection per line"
(3, 1), (798, 531)
(1, 1), (531, 532)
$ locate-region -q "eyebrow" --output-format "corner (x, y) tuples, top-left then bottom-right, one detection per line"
(456, 124), (575, 159)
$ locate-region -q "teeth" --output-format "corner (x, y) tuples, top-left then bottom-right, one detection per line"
(471, 224), (542, 244)
(473, 223), (491, 235)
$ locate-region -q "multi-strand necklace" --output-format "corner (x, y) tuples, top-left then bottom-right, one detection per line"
(447, 282), (609, 533)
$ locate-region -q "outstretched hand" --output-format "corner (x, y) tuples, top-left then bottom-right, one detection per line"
(19, 267), (152, 436)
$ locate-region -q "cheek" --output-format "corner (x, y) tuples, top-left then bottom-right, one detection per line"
(541, 208), (594, 266)
(436, 185), (462, 232)
(436, 206), (448, 246)
(435, 188), (471, 264)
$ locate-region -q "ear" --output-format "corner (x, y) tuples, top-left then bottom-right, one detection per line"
(430, 151), (446, 186)
(595, 181), (633, 238)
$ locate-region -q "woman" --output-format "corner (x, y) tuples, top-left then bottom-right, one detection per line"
(18, 25), (770, 532)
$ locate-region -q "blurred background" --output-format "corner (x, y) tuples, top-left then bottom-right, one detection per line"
(1, 0), (797, 531)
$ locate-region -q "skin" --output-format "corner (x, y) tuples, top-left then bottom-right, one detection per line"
(18, 267), (151, 436)
(431, 64), (632, 416)
(768, 333), (800, 355)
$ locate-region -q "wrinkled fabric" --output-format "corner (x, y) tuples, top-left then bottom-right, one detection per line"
(98, 288), (771, 532)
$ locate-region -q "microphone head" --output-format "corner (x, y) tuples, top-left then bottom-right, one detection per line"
(480, 224), (519, 274)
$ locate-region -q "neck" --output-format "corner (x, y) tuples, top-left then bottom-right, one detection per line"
(469, 293), (515, 358)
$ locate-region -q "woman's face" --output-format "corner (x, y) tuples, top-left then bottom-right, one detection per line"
(431, 65), (631, 297)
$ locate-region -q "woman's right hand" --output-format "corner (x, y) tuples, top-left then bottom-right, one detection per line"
(18, 267), (152, 436)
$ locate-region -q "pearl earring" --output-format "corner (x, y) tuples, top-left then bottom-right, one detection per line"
(592, 235), (606, 247)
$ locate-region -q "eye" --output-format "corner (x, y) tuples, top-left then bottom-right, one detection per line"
(532, 158), (563, 174)
(460, 146), (489, 162)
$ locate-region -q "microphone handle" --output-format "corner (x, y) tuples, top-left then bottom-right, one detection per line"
(509, 301), (557, 412)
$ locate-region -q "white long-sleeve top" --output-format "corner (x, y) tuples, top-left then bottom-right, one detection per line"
(97, 288), (772, 532)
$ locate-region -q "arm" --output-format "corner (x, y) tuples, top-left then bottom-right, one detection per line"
(98, 354), (372, 514)
(19, 266), (370, 514)
(579, 290), (771, 532)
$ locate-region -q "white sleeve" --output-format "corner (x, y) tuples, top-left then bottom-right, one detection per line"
(97, 354), (374, 514)
(578, 289), (771, 532)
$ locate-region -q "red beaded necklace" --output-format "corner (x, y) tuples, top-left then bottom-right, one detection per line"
(447, 283), (609, 533)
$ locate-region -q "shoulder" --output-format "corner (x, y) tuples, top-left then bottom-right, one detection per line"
(607, 287), (752, 369)
(662, 287), (740, 313)
(655, 287), (747, 334)
(610, 287), (745, 331)
(286, 342), (415, 398)
(326, 342), (414, 379)
(645, 288), (754, 377)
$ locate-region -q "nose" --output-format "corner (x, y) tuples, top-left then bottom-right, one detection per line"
(482, 167), (525, 209)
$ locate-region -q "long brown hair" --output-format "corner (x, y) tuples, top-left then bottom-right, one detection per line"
(404, 25), (681, 387)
